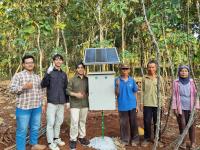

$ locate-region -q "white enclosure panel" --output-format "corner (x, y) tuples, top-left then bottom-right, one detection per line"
(88, 72), (116, 110)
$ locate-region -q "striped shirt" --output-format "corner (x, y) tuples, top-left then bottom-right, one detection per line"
(10, 70), (44, 109)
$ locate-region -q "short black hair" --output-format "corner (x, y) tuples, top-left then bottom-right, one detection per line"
(76, 62), (85, 69)
(52, 54), (64, 61)
(22, 55), (35, 64)
(147, 60), (158, 67)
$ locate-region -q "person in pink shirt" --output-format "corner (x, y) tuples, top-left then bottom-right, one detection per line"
(172, 65), (199, 149)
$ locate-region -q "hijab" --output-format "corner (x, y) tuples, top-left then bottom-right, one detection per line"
(178, 65), (190, 85)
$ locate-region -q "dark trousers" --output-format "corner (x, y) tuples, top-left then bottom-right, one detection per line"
(177, 110), (195, 144)
(119, 108), (139, 143)
(143, 106), (158, 140)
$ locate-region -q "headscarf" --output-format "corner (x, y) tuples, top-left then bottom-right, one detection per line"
(178, 65), (190, 85)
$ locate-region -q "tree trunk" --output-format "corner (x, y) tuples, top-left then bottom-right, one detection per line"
(34, 22), (43, 77)
(122, 16), (125, 63)
(61, 30), (69, 73)
(98, 0), (104, 46)
(56, 13), (60, 48)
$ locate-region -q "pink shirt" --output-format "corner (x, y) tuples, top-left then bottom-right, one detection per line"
(172, 79), (200, 114)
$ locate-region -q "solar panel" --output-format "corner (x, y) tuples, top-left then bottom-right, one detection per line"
(83, 48), (120, 65)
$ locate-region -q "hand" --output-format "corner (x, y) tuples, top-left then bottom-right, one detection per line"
(65, 103), (70, 109)
(136, 106), (139, 113)
(75, 92), (84, 99)
(81, 92), (88, 98)
(23, 82), (33, 90)
(47, 64), (54, 74)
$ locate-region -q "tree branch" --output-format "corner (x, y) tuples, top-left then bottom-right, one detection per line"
(141, 0), (161, 149)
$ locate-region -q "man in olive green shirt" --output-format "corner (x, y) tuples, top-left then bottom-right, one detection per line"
(140, 60), (165, 147)
(67, 62), (89, 150)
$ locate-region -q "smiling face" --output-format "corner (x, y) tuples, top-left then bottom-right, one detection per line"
(76, 64), (85, 75)
(53, 57), (63, 68)
(179, 68), (189, 78)
(22, 58), (35, 71)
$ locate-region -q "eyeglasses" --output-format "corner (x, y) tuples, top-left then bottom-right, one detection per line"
(24, 62), (34, 64)
(121, 68), (130, 70)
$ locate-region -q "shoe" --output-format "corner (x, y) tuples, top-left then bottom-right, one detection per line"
(131, 140), (139, 146)
(158, 141), (164, 148)
(121, 141), (129, 146)
(48, 143), (60, 150)
(180, 142), (187, 149)
(31, 144), (46, 150)
(54, 138), (65, 146)
(78, 138), (90, 146)
(141, 140), (150, 147)
(69, 140), (77, 150)
(190, 143), (196, 150)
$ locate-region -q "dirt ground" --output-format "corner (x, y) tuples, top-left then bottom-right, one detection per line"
(1, 80), (200, 150)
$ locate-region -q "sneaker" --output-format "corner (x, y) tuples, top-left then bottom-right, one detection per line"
(121, 141), (129, 146)
(158, 141), (164, 148)
(132, 140), (139, 146)
(141, 140), (150, 147)
(54, 138), (65, 146)
(78, 138), (90, 146)
(69, 140), (77, 150)
(48, 143), (60, 150)
(31, 144), (46, 150)
(190, 143), (196, 150)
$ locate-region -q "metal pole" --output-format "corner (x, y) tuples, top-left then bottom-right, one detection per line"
(101, 110), (104, 139)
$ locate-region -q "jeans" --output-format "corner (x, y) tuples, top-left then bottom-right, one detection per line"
(46, 103), (64, 143)
(119, 108), (139, 143)
(16, 107), (42, 150)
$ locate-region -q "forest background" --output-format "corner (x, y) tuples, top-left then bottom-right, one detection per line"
(0, 0), (200, 79)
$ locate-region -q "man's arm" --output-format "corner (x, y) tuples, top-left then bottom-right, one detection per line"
(140, 77), (145, 111)
(66, 78), (84, 99)
(115, 78), (120, 97)
(10, 74), (24, 94)
(41, 73), (50, 88)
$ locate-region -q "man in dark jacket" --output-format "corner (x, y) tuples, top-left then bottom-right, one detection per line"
(41, 54), (68, 150)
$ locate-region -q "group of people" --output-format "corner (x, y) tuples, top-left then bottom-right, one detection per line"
(10, 54), (89, 150)
(115, 61), (199, 149)
(10, 54), (199, 150)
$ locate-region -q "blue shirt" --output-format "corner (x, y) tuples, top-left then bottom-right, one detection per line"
(115, 76), (138, 111)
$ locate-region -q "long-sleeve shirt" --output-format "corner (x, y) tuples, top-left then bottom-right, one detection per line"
(41, 68), (68, 104)
(172, 79), (200, 114)
(10, 70), (44, 109)
(142, 75), (165, 107)
(66, 74), (89, 108)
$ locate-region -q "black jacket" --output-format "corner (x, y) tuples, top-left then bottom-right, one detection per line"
(41, 68), (69, 104)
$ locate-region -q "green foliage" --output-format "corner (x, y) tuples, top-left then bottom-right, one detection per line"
(0, 0), (200, 78)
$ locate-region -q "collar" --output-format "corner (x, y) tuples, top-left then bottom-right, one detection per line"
(119, 76), (131, 82)
(144, 75), (157, 79)
(53, 67), (63, 72)
(75, 74), (86, 79)
(23, 69), (34, 75)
